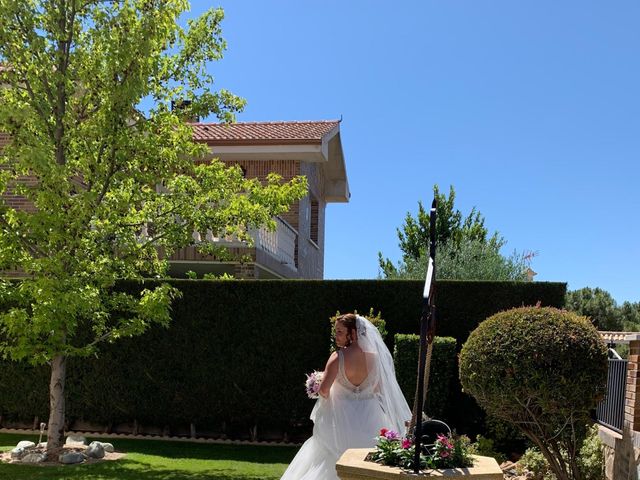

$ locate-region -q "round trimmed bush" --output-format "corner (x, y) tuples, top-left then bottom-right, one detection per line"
(459, 306), (607, 480)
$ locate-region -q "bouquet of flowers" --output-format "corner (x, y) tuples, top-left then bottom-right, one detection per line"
(305, 370), (324, 399)
(368, 428), (474, 471)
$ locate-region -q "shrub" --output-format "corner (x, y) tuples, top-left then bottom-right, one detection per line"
(0, 280), (566, 439)
(472, 434), (507, 464)
(459, 307), (607, 480)
(394, 334), (457, 420)
(516, 424), (604, 480)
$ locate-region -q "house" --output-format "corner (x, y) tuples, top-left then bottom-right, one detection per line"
(0, 120), (350, 280)
(168, 120), (350, 279)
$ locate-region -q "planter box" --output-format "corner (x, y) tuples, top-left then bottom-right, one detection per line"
(336, 449), (503, 479)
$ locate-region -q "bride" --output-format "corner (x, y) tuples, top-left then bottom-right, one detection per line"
(281, 313), (412, 480)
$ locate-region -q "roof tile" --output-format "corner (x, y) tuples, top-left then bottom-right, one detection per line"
(191, 120), (340, 144)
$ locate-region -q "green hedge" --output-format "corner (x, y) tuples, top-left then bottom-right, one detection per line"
(394, 335), (457, 420)
(0, 279), (565, 438)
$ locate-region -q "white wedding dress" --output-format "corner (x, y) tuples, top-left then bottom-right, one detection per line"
(281, 316), (412, 480)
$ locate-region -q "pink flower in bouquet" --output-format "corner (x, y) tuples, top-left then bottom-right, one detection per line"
(305, 370), (324, 399)
(379, 428), (388, 437)
(401, 438), (412, 449)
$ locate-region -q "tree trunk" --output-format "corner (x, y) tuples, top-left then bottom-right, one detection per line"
(47, 355), (67, 452)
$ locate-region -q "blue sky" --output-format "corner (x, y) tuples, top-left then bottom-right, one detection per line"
(187, 1), (639, 303)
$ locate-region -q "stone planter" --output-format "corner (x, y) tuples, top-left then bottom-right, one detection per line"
(336, 448), (503, 479)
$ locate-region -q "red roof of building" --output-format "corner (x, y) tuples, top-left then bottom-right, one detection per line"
(190, 120), (340, 145)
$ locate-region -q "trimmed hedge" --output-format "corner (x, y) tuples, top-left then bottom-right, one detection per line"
(394, 334), (457, 420)
(0, 279), (565, 438)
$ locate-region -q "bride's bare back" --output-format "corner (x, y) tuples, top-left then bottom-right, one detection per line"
(341, 346), (368, 386)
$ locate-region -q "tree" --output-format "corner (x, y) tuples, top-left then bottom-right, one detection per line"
(565, 288), (622, 331)
(384, 237), (533, 281)
(378, 185), (533, 280)
(459, 307), (607, 480)
(0, 0), (306, 452)
(620, 301), (640, 331)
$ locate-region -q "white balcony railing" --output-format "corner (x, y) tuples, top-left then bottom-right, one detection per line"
(252, 216), (297, 268)
(189, 216), (297, 269)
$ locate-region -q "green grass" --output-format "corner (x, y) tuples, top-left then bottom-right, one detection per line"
(0, 433), (298, 479)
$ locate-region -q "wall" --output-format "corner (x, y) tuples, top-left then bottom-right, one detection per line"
(600, 334), (640, 480)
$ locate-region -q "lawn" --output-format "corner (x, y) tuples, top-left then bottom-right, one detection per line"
(0, 433), (297, 480)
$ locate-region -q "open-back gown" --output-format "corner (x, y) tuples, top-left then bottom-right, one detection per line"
(280, 350), (389, 480)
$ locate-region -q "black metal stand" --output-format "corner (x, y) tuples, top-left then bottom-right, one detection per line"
(413, 198), (437, 473)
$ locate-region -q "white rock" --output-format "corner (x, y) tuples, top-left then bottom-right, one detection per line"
(37, 442), (47, 448)
(86, 441), (105, 459)
(16, 441), (35, 449)
(65, 435), (88, 446)
(101, 442), (114, 453)
(21, 452), (47, 463)
(59, 452), (86, 464)
(10, 447), (25, 459)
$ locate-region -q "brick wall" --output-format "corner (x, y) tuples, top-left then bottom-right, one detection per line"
(601, 335), (640, 480)
(0, 133), (37, 213)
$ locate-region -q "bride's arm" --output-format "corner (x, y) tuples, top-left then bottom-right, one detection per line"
(319, 352), (339, 398)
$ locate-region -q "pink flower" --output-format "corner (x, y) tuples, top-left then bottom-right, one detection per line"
(440, 450), (450, 458)
(402, 438), (412, 449)
(379, 428), (388, 437)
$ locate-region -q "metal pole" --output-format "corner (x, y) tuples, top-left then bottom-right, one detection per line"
(413, 198), (437, 473)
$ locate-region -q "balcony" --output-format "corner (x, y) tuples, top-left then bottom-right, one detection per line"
(168, 216), (298, 277)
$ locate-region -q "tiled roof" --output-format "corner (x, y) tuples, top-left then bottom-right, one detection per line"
(191, 120), (340, 145)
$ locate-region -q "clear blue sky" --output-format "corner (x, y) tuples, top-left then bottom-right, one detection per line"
(187, 1), (639, 304)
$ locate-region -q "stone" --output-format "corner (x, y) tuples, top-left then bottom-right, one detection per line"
(16, 441), (35, 449)
(59, 452), (86, 464)
(101, 442), (114, 453)
(86, 441), (105, 459)
(336, 449), (504, 479)
(10, 447), (25, 459)
(37, 442), (47, 448)
(65, 434), (88, 446)
(21, 452), (47, 463)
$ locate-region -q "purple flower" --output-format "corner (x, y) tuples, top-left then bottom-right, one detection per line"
(384, 430), (399, 440)
(305, 371), (324, 399)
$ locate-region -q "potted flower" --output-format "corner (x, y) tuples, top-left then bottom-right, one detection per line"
(335, 428), (504, 479)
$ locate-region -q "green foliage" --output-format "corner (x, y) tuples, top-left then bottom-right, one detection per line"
(0, 0), (306, 448)
(565, 287), (623, 330)
(472, 435), (506, 464)
(369, 431), (474, 470)
(516, 425), (605, 480)
(0, 279), (566, 436)
(378, 185), (535, 281)
(385, 237), (534, 281)
(578, 424), (605, 480)
(459, 307), (607, 480)
(484, 414), (526, 456)
(518, 447), (553, 479)
(393, 335), (457, 420)
(0, 0), (306, 361)
(565, 287), (640, 331)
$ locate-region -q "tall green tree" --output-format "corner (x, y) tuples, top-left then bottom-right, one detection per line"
(565, 287), (640, 331)
(0, 0), (306, 452)
(378, 185), (531, 280)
